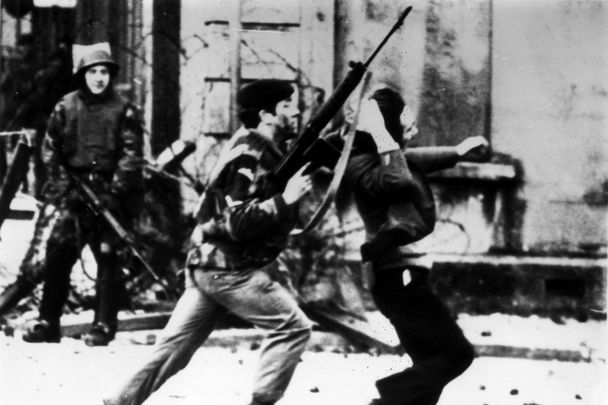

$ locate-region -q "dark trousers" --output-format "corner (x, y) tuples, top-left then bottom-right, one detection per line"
(37, 205), (122, 334)
(371, 266), (474, 405)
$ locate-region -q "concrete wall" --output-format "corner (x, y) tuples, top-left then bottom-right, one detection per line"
(335, 0), (509, 256)
(176, 0), (607, 257)
(492, 0), (607, 255)
(335, 0), (607, 257)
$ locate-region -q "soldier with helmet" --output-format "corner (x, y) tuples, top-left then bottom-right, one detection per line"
(20, 21), (144, 346)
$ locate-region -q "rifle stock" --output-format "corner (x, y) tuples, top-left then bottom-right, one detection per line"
(269, 62), (366, 188)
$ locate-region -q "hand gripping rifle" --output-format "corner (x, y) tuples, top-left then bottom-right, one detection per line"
(267, 6), (413, 190)
(69, 174), (177, 299)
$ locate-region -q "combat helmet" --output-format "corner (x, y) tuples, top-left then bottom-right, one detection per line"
(72, 20), (119, 77)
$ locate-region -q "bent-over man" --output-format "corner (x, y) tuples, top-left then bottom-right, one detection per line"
(341, 87), (488, 405)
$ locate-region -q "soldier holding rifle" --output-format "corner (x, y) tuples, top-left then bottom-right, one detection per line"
(20, 23), (144, 347)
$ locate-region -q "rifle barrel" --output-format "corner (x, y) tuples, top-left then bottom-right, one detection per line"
(363, 6), (413, 68)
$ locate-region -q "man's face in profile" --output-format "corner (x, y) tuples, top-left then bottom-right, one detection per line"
(272, 93), (300, 151)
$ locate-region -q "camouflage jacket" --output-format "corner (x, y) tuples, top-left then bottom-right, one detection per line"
(191, 127), (298, 270)
(41, 89), (144, 204)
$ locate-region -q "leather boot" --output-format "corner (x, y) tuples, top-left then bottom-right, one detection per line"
(82, 322), (114, 346)
(22, 319), (61, 343)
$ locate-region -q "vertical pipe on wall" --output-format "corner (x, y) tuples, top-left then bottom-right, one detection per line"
(228, 0), (242, 134)
(333, 0), (347, 125)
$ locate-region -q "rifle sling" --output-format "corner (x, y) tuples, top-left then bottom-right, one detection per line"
(291, 72), (371, 235)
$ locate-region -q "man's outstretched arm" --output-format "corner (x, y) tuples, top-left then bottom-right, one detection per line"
(405, 136), (489, 174)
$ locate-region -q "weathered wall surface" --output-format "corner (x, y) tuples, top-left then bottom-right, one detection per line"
(335, 0), (607, 257)
(177, 0), (607, 257)
(336, 0), (505, 256)
(492, 0), (607, 255)
(178, 0), (334, 216)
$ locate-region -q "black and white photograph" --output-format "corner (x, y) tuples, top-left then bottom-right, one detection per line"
(0, 0), (606, 404)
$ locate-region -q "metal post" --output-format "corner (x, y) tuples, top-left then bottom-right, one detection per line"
(228, 0), (242, 134)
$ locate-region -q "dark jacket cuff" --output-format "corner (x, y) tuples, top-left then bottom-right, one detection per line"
(273, 194), (291, 221)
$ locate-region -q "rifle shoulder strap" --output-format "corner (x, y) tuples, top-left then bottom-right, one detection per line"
(291, 72), (371, 235)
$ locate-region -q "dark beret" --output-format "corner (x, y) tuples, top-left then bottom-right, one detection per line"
(237, 79), (294, 112)
(371, 88), (405, 116)
(370, 88), (406, 144)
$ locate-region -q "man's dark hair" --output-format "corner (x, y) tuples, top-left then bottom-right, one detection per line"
(370, 87), (406, 144)
(239, 105), (277, 128)
(237, 79), (294, 129)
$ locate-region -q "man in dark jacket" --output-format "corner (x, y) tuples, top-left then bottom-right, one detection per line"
(20, 46), (144, 347)
(343, 87), (488, 405)
(104, 79), (312, 405)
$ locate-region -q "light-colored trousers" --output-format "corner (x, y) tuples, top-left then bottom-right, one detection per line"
(104, 266), (312, 405)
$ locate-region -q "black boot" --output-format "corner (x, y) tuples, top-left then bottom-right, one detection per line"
(90, 239), (121, 346)
(82, 322), (114, 346)
(248, 396), (276, 405)
(22, 320), (61, 343)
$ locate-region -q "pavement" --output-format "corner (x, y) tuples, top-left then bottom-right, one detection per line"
(0, 322), (606, 405)
(1, 197), (607, 404)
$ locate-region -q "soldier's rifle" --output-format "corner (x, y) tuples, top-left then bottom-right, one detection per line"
(0, 140), (192, 316)
(68, 174), (177, 299)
